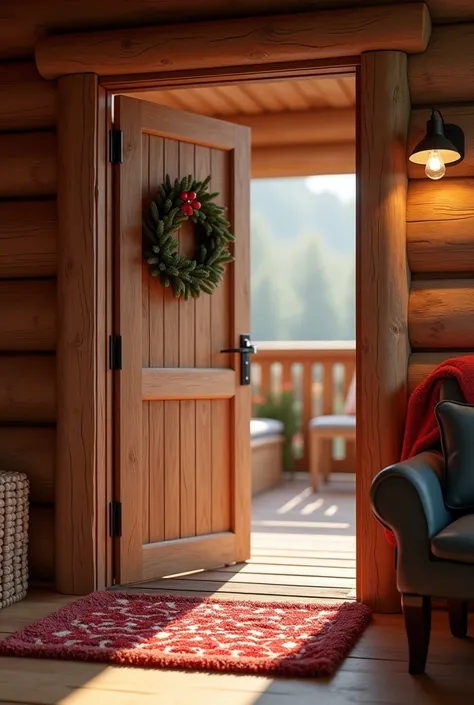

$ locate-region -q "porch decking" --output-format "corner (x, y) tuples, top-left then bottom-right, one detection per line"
(124, 474), (356, 601)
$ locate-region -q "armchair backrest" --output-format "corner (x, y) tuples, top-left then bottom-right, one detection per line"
(439, 378), (465, 404)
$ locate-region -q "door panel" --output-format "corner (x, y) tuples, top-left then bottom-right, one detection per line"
(114, 96), (251, 585)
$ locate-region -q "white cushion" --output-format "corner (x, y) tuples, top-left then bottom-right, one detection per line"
(309, 414), (356, 431)
(250, 418), (284, 440)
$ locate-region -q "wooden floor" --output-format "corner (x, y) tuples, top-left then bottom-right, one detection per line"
(2, 476), (474, 703)
(125, 474), (356, 602)
(3, 591), (474, 703)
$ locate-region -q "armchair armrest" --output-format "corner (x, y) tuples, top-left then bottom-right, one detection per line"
(371, 452), (453, 546)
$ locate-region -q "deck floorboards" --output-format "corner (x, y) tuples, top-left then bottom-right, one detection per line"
(129, 474), (356, 602)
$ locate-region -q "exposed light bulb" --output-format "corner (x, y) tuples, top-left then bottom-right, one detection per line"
(425, 150), (446, 180)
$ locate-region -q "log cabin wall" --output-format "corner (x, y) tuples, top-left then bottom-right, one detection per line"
(407, 26), (474, 388)
(0, 61), (57, 584)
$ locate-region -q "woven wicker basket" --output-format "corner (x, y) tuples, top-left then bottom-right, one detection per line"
(0, 471), (29, 609)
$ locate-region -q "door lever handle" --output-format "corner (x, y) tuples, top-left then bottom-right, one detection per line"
(220, 334), (256, 385)
(220, 345), (257, 354)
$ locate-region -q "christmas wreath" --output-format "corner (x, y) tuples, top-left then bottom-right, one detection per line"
(143, 174), (234, 300)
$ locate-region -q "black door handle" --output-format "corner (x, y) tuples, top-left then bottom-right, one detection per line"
(220, 346), (257, 354)
(220, 334), (256, 385)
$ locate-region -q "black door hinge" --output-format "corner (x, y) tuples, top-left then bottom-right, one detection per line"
(109, 129), (124, 164)
(109, 501), (122, 538)
(109, 334), (122, 370)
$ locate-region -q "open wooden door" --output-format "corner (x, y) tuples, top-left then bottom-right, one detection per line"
(112, 96), (252, 585)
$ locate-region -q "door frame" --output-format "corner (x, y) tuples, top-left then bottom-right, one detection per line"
(50, 5), (426, 609)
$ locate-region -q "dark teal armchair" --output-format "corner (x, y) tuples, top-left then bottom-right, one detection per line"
(370, 379), (474, 675)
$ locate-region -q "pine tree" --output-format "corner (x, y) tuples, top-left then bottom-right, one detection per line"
(287, 234), (342, 341)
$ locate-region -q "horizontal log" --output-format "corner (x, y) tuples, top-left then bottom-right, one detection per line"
(222, 108), (355, 147)
(409, 280), (474, 349)
(409, 24), (474, 105)
(0, 61), (56, 131)
(409, 105), (474, 179)
(408, 352), (468, 394)
(0, 131), (56, 198)
(407, 179), (474, 273)
(29, 504), (54, 582)
(0, 427), (54, 503)
(35, 4), (431, 79)
(142, 368), (236, 400)
(0, 280), (56, 351)
(0, 355), (55, 423)
(0, 199), (57, 279)
(252, 141), (355, 178)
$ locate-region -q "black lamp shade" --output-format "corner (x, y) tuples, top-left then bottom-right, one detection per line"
(409, 111), (463, 166)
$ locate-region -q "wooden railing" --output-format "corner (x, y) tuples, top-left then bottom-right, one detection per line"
(252, 341), (356, 473)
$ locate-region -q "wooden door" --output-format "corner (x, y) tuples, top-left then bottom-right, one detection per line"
(113, 96), (251, 585)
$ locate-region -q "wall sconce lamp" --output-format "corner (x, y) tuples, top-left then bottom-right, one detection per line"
(409, 108), (465, 180)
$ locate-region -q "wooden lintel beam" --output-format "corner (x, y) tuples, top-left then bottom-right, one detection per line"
(231, 108), (355, 147)
(35, 4), (431, 79)
(251, 142), (355, 178)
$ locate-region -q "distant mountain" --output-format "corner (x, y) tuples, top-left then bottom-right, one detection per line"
(251, 178), (355, 255)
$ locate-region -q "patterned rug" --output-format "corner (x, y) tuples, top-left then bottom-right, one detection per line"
(0, 591), (371, 676)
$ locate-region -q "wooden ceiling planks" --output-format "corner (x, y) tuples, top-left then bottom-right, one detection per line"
(125, 75), (357, 177)
(141, 77), (356, 119)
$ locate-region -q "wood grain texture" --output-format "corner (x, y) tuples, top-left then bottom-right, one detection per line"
(162, 137), (180, 543)
(178, 140), (196, 540)
(0, 61), (56, 131)
(95, 83), (113, 590)
(251, 437), (284, 495)
(409, 280), (474, 349)
(116, 96), (251, 582)
(252, 141), (355, 178)
(29, 505), (54, 581)
(142, 533), (236, 582)
(114, 96), (145, 582)
(231, 128), (252, 563)
(142, 368), (236, 400)
(0, 355), (55, 423)
(210, 148), (232, 538)
(0, 200), (56, 278)
(0, 427), (54, 503)
(409, 24), (474, 105)
(407, 179), (474, 273)
(0, 280), (55, 351)
(408, 351), (467, 393)
(8, 592), (474, 705)
(357, 51), (410, 613)
(56, 74), (99, 595)
(409, 105), (474, 179)
(0, 0), (469, 62)
(214, 108), (355, 147)
(35, 4), (430, 79)
(0, 132), (56, 198)
(194, 145), (212, 537)
(145, 134), (165, 546)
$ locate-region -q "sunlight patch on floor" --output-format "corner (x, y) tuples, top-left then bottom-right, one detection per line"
(300, 498), (324, 515)
(276, 486), (313, 514)
(252, 519), (350, 529)
(324, 505), (338, 516)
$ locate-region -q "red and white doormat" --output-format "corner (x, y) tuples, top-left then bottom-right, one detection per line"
(0, 591), (371, 676)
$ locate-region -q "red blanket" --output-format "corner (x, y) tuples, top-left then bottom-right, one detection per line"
(385, 355), (474, 546)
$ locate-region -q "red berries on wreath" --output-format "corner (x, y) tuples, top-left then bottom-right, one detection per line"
(180, 190), (202, 216)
